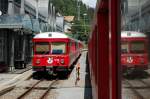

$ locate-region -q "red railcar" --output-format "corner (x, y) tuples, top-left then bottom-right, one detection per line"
(88, 0), (120, 99)
(32, 32), (83, 74)
(121, 31), (148, 72)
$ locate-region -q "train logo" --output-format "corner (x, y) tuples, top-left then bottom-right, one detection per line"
(47, 58), (53, 64)
(126, 56), (133, 63)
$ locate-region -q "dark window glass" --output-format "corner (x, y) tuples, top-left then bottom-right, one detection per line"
(130, 41), (145, 53)
(51, 42), (66, 54)
(14, 0), (21, 4)
(121, 42), (129, 53)
(35, 42), (50, 54)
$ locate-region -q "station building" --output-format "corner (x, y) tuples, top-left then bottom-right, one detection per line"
(0, 0), (58, 72)
(122, 0), (150, 32)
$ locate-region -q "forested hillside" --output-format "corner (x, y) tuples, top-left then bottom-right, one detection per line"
(50, 0), (95, 42)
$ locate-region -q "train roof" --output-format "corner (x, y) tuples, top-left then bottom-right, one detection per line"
(33, 32), (69, 39)
(121, 31), (146, 38)
(33, 32), (82, 43)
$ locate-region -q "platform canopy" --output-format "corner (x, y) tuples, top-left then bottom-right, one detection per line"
(0, 14), (40, 33)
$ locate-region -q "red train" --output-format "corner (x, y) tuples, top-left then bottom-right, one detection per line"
(88, 0), (120, 99)
(32, 32), (83, 75)
(121, 31), (148, 73)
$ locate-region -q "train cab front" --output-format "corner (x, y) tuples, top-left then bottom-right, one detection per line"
(32, 55), (69, 73)
(32, 41), (70, 74)
(121, 40), (148, 73)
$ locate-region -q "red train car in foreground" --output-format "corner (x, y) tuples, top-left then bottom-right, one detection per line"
(88, 0), (121, 99)
(121, 31), (148, 73)
(32, 32), (83, 75)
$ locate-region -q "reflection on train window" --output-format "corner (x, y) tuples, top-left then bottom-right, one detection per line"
(130, 41), (145, 53)
(35, 42), (49, 54)
(51, 42), (66, 54)
(121, 42), (129, 53)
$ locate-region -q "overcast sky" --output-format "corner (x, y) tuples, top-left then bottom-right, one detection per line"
(82, 0), (97, 8)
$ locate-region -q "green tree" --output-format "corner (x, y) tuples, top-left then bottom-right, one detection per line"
(50, 0), (94, 43)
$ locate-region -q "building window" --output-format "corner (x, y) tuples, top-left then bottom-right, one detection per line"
(14, 0), (21, 4)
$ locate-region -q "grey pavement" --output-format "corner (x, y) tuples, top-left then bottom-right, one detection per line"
(0, 64), (32, 85)
(0, 74), (18, 84)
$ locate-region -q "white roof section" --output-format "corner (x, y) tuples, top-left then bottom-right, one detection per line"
(121, 31), (146, 38)
(33, 32), (69, 39)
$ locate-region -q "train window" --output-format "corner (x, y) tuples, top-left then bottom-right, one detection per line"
(35, 42), (49, 54)
(130, 41), (145, 53)
(69, 42), (75, 53)
(51, 42), (66, 54)
(121, 42), (129, 53)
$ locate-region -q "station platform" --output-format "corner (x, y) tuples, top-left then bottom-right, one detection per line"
(0, 63), (32, 85)
(0, 70), (33, 95)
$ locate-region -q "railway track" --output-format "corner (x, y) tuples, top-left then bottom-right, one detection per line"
(124, 78), (150, 99)
(0, 78), (58, 99)
(138, 79), (150, 89)
(17, 79), (58, 99)
(124, 79), (144, 99)
(39, 80), (57, 99)
(16, 80), (42, 99)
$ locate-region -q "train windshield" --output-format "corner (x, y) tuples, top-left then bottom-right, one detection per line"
(121, 42), (129, 53)
(130, 41), (145, 53)
(35, 42), (49, 54)
(51, 42), (66, 54)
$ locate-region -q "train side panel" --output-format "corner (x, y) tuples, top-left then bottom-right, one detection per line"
(88, 0), (121, 99)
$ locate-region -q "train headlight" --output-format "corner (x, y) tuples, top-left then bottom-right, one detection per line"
(60, 59), (65, 64)
(140, 58), (144, 64)
(36, 59), (40, 64)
